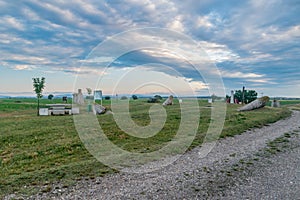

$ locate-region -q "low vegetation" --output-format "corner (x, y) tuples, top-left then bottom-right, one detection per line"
(0, 98), (298, 197)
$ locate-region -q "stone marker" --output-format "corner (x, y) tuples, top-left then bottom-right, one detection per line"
(162, 95), (174, 106)
(230, 90), (234, 104)
(73, 89), (84, 105)
(93, 104), (106, 115)
(238, 96), (270, 111)
(39, 108), (49, 116)
(271, 99), (280, 108)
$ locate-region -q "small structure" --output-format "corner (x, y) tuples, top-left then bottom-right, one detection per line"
(162, 95), (174, 106)
(43, 104), (72, 115)
(238, 96), (270, 111)
(39, 104), (79, 116)
(73, 89), (84, 105)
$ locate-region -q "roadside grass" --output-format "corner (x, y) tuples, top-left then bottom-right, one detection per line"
(286, 102), (300, 111)
(0, 98), (293, 197)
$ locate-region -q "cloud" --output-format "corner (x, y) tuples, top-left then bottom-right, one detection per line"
(0, 0), (299, 96)
(221, 70), (264, 79)
(0, 16), (25, 31)
(13, 65), (36, 71)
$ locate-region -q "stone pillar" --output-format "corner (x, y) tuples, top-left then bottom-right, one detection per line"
(162, 95), (174, 106)
(230, 90), (234, 104)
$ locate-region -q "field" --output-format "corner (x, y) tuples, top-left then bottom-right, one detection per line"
(0, 98), (298, 197)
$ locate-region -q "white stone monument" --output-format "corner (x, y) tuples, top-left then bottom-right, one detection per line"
(230, 90), (234, 104)
(271, 99), (280, 107)
(163, 95), (174, 106)
(73, 89), (84, 105)
(39, 108), (49, 116)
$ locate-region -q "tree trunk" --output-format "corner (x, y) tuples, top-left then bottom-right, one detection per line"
(37, 97), (40, 116)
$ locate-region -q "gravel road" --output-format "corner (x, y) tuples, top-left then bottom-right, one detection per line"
(6, 110), (300, 200)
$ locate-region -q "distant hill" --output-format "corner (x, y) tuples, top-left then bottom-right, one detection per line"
(0, 95), (11, 99)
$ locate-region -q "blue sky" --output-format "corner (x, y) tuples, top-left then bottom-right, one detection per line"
(0, 0), (299, 97)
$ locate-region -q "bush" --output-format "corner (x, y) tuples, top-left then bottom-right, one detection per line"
(104, 96), (111, 100)
(120, 96), (128, 100)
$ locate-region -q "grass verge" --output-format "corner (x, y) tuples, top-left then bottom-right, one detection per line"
(0, 98), (293, 197)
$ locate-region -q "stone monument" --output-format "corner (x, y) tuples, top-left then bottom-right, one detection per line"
(73, 89), (84, 105)
(162, 95), (174, 106)
(230, 90), (234, 104)
(93, 104), (106, 115)
(271, 99), (280, 108)
(238, 96), (270, 111)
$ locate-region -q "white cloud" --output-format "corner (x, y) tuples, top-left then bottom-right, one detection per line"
(196, 16), (214, 28)
(261, 25), (300, 42)
(221, 70), (264, 78)
(246, 78), (275, 84)
(12, 64), (36, 71)
(167, 15), (185, 32)
(199, 41), (240, 62)
(0, 16), (25, 31)
(62, 66), (107, 76)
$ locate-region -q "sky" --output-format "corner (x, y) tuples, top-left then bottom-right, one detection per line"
(0, 0), (299, 97)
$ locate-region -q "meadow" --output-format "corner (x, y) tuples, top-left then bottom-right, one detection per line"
(0, 97), (297, 197)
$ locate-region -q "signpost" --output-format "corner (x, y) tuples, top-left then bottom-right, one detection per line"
(94, 90), (103, 105)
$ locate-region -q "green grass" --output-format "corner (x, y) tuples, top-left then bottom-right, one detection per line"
(0, 98), (295, 197)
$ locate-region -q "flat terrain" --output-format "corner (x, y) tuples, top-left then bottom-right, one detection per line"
(0, 98), (298, 198)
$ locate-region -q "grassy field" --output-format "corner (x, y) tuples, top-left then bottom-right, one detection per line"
(0, 98), (296, 197)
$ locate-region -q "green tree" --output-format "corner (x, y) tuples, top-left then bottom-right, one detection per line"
(234, 89), (257, 103)
(32, 77), (45, 116)
(132, 95), (138, 100)
(154, 95), (162, 100)
(48, 94), (54, 100)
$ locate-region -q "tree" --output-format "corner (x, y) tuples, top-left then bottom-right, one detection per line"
(234, 89), (257, 104)
(86, 88), (92, 95)
(32, 77), (45, 116)
(104, 96), (111, 100)
(132, 95), (138, 100)
(154, 95), (162, 100)
(48, 94), (54, 100)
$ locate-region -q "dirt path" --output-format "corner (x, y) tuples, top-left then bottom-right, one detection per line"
(7, 111), (300, 200)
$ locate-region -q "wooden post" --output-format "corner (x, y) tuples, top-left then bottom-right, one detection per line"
(242, 86), (245, 104)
